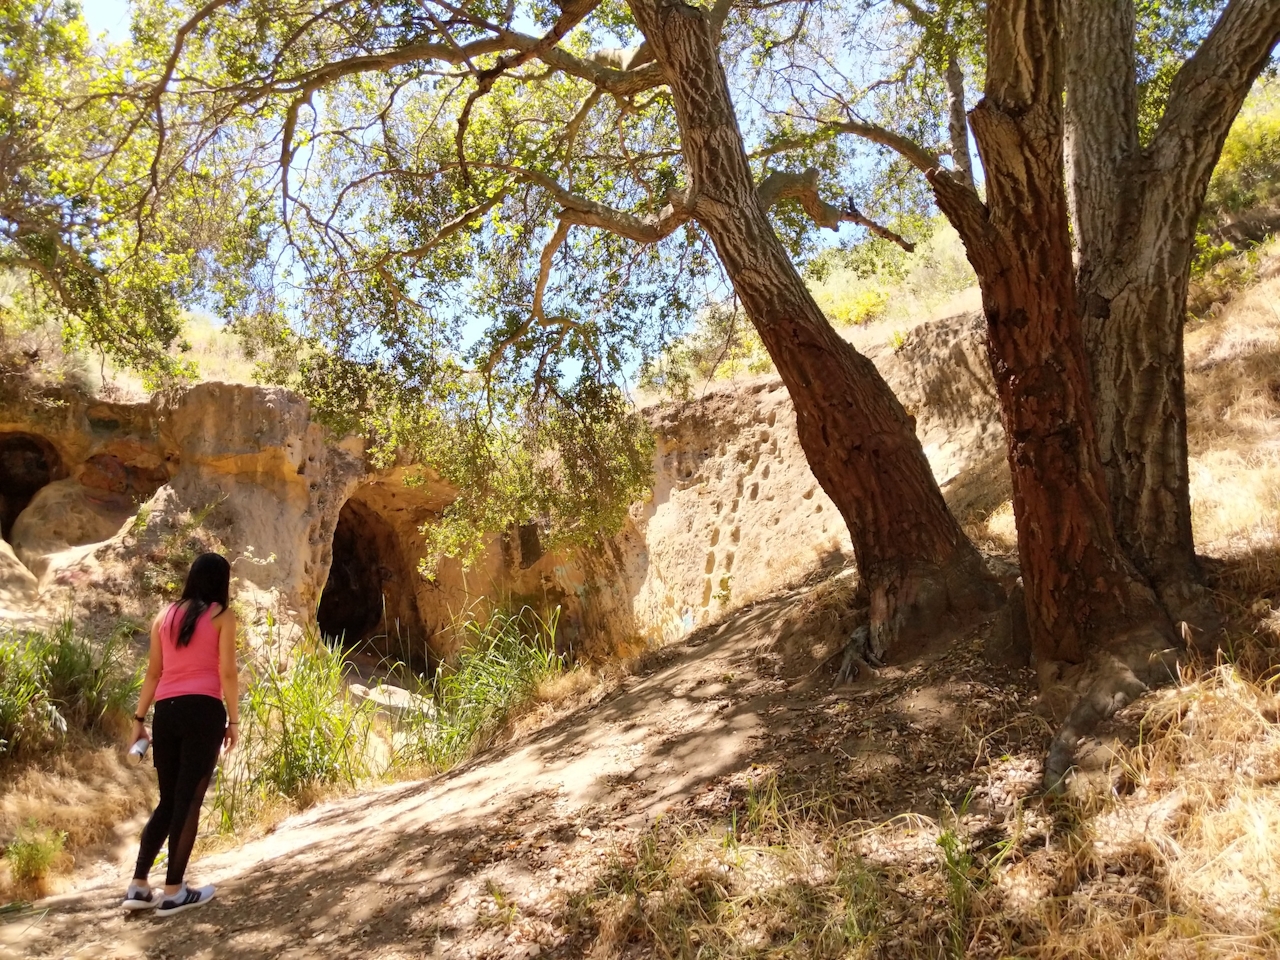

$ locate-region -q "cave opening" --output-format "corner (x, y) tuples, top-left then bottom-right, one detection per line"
(317, 497), (432, 672)
(0, 432), (64, 542)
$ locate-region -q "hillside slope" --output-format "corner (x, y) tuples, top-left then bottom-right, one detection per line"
(3, 577), (1044, 960)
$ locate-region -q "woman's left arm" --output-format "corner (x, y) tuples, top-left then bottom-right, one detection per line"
(218, 608), (240, 751)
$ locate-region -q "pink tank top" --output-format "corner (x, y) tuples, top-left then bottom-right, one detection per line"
(154, 603), (224, 702)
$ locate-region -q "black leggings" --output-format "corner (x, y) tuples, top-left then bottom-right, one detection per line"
(134, 695), (226, 886)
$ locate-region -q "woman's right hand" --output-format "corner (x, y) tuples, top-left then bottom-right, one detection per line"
(223, 723), (239, 753)
(131, 718), (149, 744)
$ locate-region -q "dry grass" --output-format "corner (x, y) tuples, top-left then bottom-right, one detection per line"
(504, 663), (621, 739)
(0, 743), (152, 900)
(565, 773), (893, 959)
(1187, 244), (1280, 552)
(559, 660), (1280, 960)
(984, 661), (1280, 960)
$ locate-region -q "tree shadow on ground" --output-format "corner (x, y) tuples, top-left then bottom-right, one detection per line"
(8, 558), (1275, 960)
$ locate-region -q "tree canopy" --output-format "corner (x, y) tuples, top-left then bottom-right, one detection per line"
(0, 0), (267, 382)
(6, 0), (1277, 585)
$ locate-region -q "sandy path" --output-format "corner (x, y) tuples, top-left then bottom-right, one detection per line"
(2, 584), (1041, 960)
(2, 601), (792, 960)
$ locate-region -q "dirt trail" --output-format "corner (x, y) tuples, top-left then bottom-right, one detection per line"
(1, 578), (1042, 960)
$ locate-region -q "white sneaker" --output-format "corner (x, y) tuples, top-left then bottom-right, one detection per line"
(121, 884), (160, 910)
(155, 883), (216, 917)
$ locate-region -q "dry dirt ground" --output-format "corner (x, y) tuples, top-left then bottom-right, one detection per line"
(0, 571), (1050, 960)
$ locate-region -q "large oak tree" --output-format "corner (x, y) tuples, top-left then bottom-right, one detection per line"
(129, 0), (1004, 655)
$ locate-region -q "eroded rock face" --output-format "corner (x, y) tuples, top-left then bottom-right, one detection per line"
(0, 382), (364, 636)
(0, 313), (1006, 658)
(10, 479), (136, 582)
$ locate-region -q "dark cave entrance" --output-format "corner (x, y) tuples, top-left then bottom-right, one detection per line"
(0, 432), (64, 541)
(317, 497), (432, 672)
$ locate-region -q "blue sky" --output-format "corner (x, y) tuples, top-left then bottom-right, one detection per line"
(82, 0), (130, 39)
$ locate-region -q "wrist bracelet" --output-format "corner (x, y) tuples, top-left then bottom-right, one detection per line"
(134, 715), (146, 723)
(228, 721), (239, 726)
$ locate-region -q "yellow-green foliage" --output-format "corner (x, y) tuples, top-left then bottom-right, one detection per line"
(641, 221), (977, 397)
(1204, 90), (1280, 219)
(4, 820), (66, 885)
(1193, 84), (1280, 281)
(820, 286), (890, 327)
(638, 307), (776, 395)
(809, 222), (975, 330)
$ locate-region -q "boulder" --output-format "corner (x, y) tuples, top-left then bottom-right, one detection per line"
(9, 479), (136, 583)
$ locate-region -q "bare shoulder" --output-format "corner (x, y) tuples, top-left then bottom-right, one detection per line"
(214, 604), (238, 630)
(152, 603), (174, 629)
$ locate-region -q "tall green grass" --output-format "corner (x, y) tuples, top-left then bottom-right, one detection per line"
(4, 819), (66, 887)
(207, 605), (568, 831)
(209, 620), (380, 831)
(396, 606), (565, 771)
(0, 619), (141, 757)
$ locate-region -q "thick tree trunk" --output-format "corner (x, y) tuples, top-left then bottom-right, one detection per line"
(627, 0), (1002, 657)
(930, 0), (1184, 788)
(1078, 196), (1203, 616)
(931, 0), (1172, 666)
(1065, 0), (1280, 619)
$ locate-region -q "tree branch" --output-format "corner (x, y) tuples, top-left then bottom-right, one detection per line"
(945, 53), (974, 188)
(533, 217), (572, 322)
(756, 168), (916, 250)
(482, 217), (596, 375)
(455, 0), (604, 182)
(927, 166), (994, 273)
(377, 190), (508, 268)
(146, 0), (239, 203)
(753, 119), (943, 176)
(1148, 0), (1280, 179)
(560, 88), (602, 171)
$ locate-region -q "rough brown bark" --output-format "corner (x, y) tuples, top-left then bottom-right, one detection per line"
(1065, 0), (1280, 620)
(626, 0), (1002, 657)
(930, 0), (1173, 667)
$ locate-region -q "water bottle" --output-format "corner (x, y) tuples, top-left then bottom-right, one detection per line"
(127, 736), (150, 765)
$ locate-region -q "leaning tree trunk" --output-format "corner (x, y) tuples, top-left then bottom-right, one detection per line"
(945, 51), (974, 190)
(931, 0), (1174, 667)
(1065, 0), (1280, 623)
(627, 0), (1002, 658)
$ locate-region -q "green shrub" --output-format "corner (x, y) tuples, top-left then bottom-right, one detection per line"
(4, 820), (66, 884)
(0, 620), (141, 757)
(397, 606), (565, 771)
(43, 620), (140, 730)
(208, 606), (569, 830)
(810, 220), (976, 329)
(1193, 87), (1280, 279)
(1204, 103), (1280, 219)
(638, 306), (774, 396)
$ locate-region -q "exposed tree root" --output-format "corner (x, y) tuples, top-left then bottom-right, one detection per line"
(838, 552), (1007, 675)
(1041, 627), (1186, 791)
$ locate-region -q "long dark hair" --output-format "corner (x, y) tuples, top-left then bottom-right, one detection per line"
(172, 553), (231, 648)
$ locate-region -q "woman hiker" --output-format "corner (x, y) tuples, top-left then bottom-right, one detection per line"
(121, 552), (240, 916)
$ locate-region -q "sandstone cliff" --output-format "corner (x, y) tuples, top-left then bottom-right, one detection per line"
(0, 311), (1005, 660)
